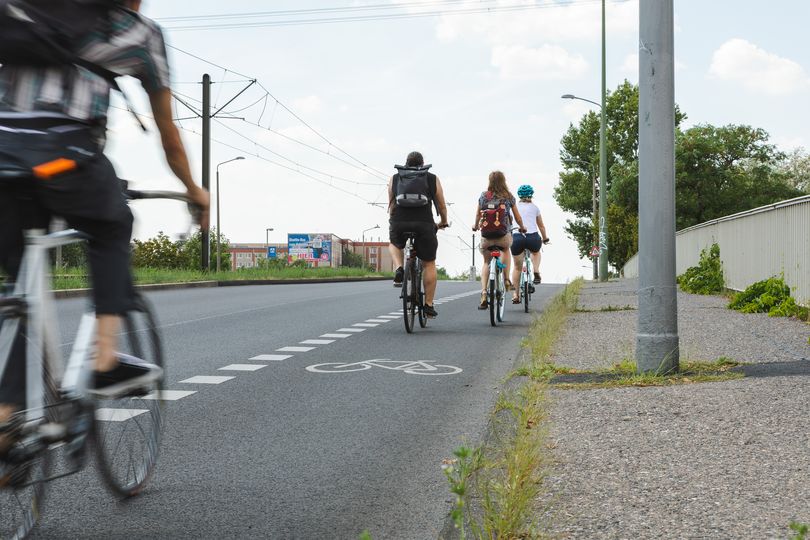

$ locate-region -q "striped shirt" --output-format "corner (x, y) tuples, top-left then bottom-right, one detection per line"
(0, 7), (170, 129)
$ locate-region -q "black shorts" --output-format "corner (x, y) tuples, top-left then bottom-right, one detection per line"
(511, 232), (542, 256)
(389, 221), (438, 262)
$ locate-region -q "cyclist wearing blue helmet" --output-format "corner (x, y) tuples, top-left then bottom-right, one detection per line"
(510, 184), (549, 302)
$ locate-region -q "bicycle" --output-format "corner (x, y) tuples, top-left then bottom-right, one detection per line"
(512, 231), (549, 313)
(400, 232), (427, 334)
(0, 175), (193, 539)
(485, 246), (507, 326)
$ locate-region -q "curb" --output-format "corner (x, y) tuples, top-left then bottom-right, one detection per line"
(53, 276), (390, 299)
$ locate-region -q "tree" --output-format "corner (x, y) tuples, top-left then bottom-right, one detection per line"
(341, 248), (365, 268)
(436, 266), (450, 280)
(777, 147), (810, 193)
(132, 232), (181, 269)
(177, 229), (231, 271)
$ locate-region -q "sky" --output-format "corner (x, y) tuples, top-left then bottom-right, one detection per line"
(105, 0), (810, 282)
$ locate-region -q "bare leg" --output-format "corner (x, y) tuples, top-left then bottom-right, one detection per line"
(96, 315), (120, 372)
(0, 404), (14, 453)
(388, 243), (404, 269)
(422, 260), (437, 305)
(503, 250), (512, 289)
(480, 253), (491, 293)
(531, 250), (542, 279)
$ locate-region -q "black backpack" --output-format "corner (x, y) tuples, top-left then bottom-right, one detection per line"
(394, 164), (433, 208)
(0, 0), (145, 129)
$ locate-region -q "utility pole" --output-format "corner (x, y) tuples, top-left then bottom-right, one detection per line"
(598, 0), (609, 281)
(637, 0), (679, 374)
(201, 73), (211, 271)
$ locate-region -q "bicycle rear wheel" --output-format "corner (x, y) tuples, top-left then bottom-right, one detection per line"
(92, 293), (164, 497)
(417, 263), (427, 329)
(489, 274), (497, 327)
(0, 318), (55, 540)
(496, 272), (505, 322)
(523, 273), (530, 313)
(402, 263), (415, 334)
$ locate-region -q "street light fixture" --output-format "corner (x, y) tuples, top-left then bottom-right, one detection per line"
(216, 156), (245, 272)
(362, 225), (380, 271)
(563, 158), (598, 280)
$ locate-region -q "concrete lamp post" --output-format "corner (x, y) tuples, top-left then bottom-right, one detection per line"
(265, 227), (274, 264)
(216, 156), (245, 273)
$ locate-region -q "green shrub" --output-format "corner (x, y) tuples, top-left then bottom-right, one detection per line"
(677, 243), (724, 294)
(729, 276), (809, 319)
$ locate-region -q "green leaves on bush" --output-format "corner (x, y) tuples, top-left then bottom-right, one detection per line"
(728, 276), (809, 319)
(677, 243), (725, 294)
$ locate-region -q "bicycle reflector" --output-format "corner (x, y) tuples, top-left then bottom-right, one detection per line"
(490, 250), (501, 258)
(33, 158), (77, 179)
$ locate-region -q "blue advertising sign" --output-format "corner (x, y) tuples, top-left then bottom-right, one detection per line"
(267, 246), (277, 259)
(288, 234), (332, 266)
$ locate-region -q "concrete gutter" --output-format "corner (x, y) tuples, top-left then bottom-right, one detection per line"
(53, 276), (390, 299)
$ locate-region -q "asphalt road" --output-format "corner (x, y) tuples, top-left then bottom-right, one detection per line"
(31, 279), (561, 539)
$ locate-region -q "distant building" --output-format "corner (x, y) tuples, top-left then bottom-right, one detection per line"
(229, 243), (288, 270)
(229, 236), (394, 272)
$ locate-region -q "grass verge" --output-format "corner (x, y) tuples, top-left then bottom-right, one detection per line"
(442, 278), (583, 539)
(50, 266), (390, 290)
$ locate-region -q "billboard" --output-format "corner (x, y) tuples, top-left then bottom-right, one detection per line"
(288, 234), (332, 267)
(267, 246), (277, 259)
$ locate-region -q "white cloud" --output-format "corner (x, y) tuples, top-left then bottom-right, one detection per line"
(491, 44), (588, 81)
(291, 95), (323, 115)
(435, 0), (638, 45)
(709, 38), (810, 96)
(561, 100), (595, 122)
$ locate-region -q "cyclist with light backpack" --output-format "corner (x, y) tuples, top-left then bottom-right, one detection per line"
(510, 184), (549, 303)
(472, 171), (526, 310)
(388, 151), (449, 319)
(0, 0), (209, 461)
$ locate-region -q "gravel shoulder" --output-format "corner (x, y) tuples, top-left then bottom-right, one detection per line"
(540, 278), (810, 539)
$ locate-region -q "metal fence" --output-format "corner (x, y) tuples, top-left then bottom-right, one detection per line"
(622, 195), (810, 305)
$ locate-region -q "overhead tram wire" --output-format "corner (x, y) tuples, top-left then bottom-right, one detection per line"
(160, 1), (602, 31)
(156, 0), (501, 22)
(166, 44), (390, 181)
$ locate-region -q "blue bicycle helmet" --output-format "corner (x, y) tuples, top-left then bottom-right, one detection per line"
(517, 184), (534, 199)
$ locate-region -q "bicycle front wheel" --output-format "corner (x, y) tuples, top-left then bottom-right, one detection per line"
(402, 263), (415, 334)
(523, 274), (530, 313)
(93, 293), (164, 498)
(489, 276), (497, 327)
(496, 272), (505, 322)
(417, 264), (427, 329)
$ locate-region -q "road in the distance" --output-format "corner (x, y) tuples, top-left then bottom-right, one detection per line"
(32, 279), (561, 539)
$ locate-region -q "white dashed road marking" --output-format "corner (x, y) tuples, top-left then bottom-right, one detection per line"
(377, 315), (399, 319)
(277, 346), (316, 352)
(300, 339), (335, 345)
(180, 375), (235, 384)
(96, 408), (148, 422)
(219, 364), (267, 371)
(143, 390), (197, 401)
(365, 319), (390, 323)
(337, 328), (365, 333)
(250, 354), (292, 361)
(320, 333), (351, 338)
(353, 323), (378, 327)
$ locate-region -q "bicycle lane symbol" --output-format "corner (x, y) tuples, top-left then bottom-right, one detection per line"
(305, 359), (462, 376)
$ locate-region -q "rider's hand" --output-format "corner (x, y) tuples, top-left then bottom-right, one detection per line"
(543, 237), (550, 244)
(472, 226), (479, 232)
(187, 186), (210, 230)
(437, 221), (450, 229)
(519, 227), (527, 234)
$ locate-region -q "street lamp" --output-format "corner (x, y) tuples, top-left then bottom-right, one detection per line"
(563, 158), (598, 280)
(216, 156), (245, 272)
(362, 225), (380, 270)
(562, 92), (608, 281)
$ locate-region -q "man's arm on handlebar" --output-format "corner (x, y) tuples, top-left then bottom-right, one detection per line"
(434, 177), (449, 228)
(149, 87), (210, 229)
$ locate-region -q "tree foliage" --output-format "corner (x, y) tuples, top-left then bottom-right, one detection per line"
(131, 230), (231, 271)
(554, 80), (802, 271)
(177, 229), (231, 271)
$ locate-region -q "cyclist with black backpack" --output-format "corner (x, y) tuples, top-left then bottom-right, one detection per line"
(0, 0), (209, 455)
(472, 171), (526, 310)
(388, 151), (449, 319)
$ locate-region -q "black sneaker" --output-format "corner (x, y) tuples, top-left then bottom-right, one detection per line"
(423, 304), (438, 318)
(91, 353), (163, 398)
(393, 267), (404, 287)
(533, 272), (541, 284)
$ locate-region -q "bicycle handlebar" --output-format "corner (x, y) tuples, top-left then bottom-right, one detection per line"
(124, 187), (203, 225)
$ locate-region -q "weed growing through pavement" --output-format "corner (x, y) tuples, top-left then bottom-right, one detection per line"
(677, 243), (725, 295)
(728, 276), (809, 320)
(574, 304), (635, 312)
(790, 521), (808, 540)
(442, 279), (583, 538)
(358, 531), (373, 540)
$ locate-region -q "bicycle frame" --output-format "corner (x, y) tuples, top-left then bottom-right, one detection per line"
(0, 229), (95, 427)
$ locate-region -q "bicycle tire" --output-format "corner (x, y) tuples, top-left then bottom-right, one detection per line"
(402, 262), (415, 334)
(0, 317), (55, 540)
(523, 273), (530, 313)
(489, 269), (497, 327)
(92, 293), (164, 498)
(496, 270), (505, 322)
(417, 262), (427, 328)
